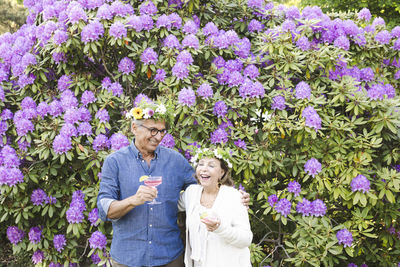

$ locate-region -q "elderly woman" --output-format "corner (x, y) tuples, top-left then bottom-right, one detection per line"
(178, 147), (252, 267)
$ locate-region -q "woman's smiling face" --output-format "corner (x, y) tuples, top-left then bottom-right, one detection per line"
(196, 158), (225, 189)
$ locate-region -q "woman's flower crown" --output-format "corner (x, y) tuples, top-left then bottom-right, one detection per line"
(190, 146), (233, 169)
(126, 97), (173, 122)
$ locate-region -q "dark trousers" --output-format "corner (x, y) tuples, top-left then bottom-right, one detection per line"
(111, 253), (184, 267)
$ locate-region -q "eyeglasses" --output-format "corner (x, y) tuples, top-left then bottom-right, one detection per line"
(140, 125), (167, 136)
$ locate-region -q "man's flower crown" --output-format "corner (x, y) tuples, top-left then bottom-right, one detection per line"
(126, 97), (173, 122)
(190, 146), (233, 169)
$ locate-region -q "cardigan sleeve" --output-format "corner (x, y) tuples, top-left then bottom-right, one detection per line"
(178, 184), (198, 212)
(213, 188), (253, 248)
(178, 190), (186, 212)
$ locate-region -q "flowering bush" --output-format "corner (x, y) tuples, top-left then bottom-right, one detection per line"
(0, 0), (400, 266)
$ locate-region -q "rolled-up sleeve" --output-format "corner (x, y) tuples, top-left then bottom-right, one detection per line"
(97, 155), (120, 221)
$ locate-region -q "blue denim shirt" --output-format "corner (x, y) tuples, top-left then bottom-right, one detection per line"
(97, 141), (196, 267)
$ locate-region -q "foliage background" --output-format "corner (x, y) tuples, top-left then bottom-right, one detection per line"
(0, 0), (399, 266)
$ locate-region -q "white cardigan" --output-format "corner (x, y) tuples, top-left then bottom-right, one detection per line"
(178, 185), (252, 267)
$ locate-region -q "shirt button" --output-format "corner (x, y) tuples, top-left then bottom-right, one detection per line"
(150, 208), (153, 211)
(149, 241), (152, 244)
(142, 160), (144, 162)
(149, 224), (152, 227)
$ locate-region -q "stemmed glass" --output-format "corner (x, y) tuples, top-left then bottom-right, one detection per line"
(144, 176), (163, 204)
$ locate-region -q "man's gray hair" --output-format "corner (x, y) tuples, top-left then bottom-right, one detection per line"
(132, 119), (144, 126)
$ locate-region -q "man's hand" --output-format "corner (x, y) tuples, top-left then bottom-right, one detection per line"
(239, 190), (250, 209)
(133, 185), (157, 206)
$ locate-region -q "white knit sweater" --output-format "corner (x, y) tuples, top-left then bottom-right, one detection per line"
(178, 184), (253, 267)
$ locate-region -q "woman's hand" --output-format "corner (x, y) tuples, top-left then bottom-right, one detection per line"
(201, 217), (221, 232)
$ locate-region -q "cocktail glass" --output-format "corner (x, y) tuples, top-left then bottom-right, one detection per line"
(144, 176), (162, 204)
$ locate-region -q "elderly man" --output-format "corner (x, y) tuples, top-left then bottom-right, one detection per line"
(97, 99), (249, 267)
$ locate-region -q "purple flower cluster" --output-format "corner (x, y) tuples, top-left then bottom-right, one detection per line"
(336, 228), (353, 247)
(274, 198), (291, 217)
(28, 226), (42, 244)
(210, 128), (229, 144)
(164, 34), (181, 49)
(109, 133), (129, 151)
(197, 83), (213, 99)
(367, 83), (396, 100)
(177, 50), (193, 65)
(311, 199), (327, 217)
(81, 91), (96, 106)
(334, 36), (350, 51)
(239, 79), (265, 98)
(93, 134), (110, 151)
(350, 174), (370, 193)
(248, 19), (264, 32)
(91, 252), (102, 264)
(178, 87), (196, 107)
(304, 158), (322, 177)
(157, 14), (172, 29)
(159, 133), (175, 148)
(172, 62), (189, 80)
(58, 75), (73, 92)
(31, 188), (47, 206)
(154, 69), (166, 82)
(296, 36), (311, 51)
(88, 208), (100, 226)
(89, 230), (107, 249)
(375, 30), (391, 45)
(118, 57), (135, 74)
(268, 194), (278, 207)
(213, 101), (228, 118)
(134, 94), (152, 107)
(302, 106), (321, 131)
(183, 20), (198, 35)
(234, 139), (247, 150)
(32, 250), (44, 264)
(358, 8), (371, 21)
(140, 1), (157, 15)
(66, 190), (86, 224)
(53, 234), (66, 252)
(271, 95), (286, 110)
(81, 20), (104, 43)
(287, 181), (301, 197)
(203, 22), (219, 36)
(140, 48), (158, 65)
(53, 134), (72, 154)
(109, 21), (127, 39)
(95, 109), (109, 123)
(295, 81), (311, 99)
(7, 226), (25, 244)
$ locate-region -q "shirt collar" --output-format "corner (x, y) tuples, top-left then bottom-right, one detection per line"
(130, 139), (160, 160)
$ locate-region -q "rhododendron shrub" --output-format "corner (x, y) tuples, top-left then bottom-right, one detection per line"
(0, 0), (400, 266)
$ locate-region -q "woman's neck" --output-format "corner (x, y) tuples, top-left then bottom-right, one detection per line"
(202, 185), (220, 196)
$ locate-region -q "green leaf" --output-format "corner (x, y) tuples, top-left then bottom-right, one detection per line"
(344, 246), (353, 257)
(386, 190), (395, 203)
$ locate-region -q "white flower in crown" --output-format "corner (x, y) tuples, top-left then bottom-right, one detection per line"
(226, 160), (232, 169)
(126, 111), (133, 119)
(143, 108), (155, 119)
(156, 103), (166, 115)
(213, 149), (222, 159)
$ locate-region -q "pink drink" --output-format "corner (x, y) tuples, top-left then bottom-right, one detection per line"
(144, 179), (162, 187)
(144, 176), (163, 205)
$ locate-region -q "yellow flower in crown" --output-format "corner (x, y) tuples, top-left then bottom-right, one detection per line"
(132, 107), (143, 120)
(126, 95), (174, 124)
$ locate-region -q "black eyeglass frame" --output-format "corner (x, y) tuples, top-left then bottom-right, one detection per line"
(140, 125), (167, 136)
